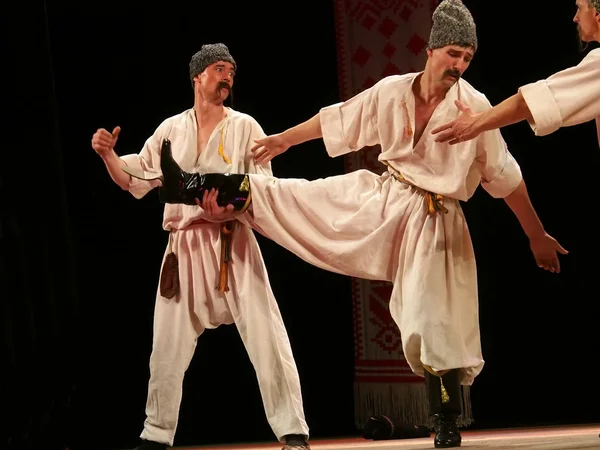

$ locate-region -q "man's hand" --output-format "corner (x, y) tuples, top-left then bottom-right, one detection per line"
(529, 232), (569, 273)
(196, 188), (237, 221)
(431, 101), (482, 144)
(92, 126), (121, 157)
(251, 133), (290, 164)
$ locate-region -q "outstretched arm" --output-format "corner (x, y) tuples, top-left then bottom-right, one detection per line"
(503, 180), (568, 273)
(280, 113), (323, 146)
(431, 94), (533, 144)
(472, 115), (568, 273)
(252, 76), (387, 164)
(434, 50), (600, 144)
(475, 92), (534, 132)
(251, 113), (322, 164)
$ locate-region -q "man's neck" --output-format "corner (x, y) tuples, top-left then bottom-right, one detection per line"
(193, 97), (227, 128)
(414, 71), (450, 106)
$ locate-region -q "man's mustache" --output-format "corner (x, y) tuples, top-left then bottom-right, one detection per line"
(217, 81), (231, 93)
(217, 81), (233, 106)
(443, 69), (461, 80)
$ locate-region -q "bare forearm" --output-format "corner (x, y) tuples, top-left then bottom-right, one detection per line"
(101, 150), (131, 190)
(281, 113), (323, 146)
(474, 92), (534, 135)
(503, 180), (545, 239)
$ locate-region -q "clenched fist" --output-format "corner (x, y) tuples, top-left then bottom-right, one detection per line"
(92, 126), (121, 157)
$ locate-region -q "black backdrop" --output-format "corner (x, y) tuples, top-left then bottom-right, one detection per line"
(2, 1), (599, 449)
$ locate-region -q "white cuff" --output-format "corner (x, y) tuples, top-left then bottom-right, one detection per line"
(519, 80), (563, 137)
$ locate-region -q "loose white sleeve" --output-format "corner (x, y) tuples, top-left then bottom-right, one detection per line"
(476, 112), (523, 198)
(519, 49), (600, 136)
(319, 80), (383, 158)
(120, 120), (171, 199)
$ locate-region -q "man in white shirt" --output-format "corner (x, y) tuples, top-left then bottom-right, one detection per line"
(195, 2), (569, 448)
(91, 43), (310, 450)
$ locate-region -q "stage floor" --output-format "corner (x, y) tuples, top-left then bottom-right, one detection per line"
(175, 425), (600, 450)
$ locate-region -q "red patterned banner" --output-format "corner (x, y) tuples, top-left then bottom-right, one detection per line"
(333, 0), (473, 428)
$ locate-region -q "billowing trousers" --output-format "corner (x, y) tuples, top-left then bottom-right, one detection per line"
(140, 222), (309, 446)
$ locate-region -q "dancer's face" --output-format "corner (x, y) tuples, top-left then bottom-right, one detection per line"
(194, 61), (235, 104)
(574, 0), (600, 42)
(426, 45), (474, 89)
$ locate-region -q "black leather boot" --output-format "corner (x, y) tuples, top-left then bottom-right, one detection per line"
(133, 439), (167, 449)
(425, 368), (462, 448)
(432, 412), (461, 448)
(283, 433), (310, 449)
(158, 139), (251, 210)
(121, 139), (251, 210)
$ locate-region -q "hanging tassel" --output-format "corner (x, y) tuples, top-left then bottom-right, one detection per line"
(239, 175), (250, 192)
(440, 378), (450, 404)
(423, 364), (451, 404)
(217, 124), (232, 164)
(216, 221), (235, 292)
(425, 192), (449, 215)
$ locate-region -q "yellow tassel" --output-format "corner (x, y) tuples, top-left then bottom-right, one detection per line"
(440, 378), (450, 404)
(239, 175), (250, 192)
(218, 124), (232, 164)
(425, 192), (449, 215)
(423, 364), (451, 404)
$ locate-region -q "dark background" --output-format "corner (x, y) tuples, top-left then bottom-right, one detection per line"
(2, 1), (598, 449)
